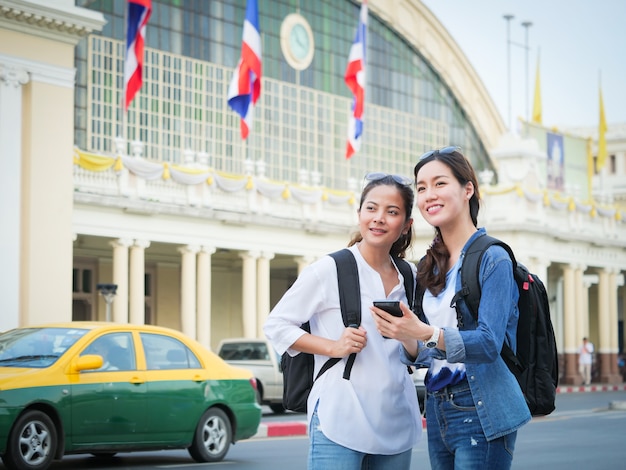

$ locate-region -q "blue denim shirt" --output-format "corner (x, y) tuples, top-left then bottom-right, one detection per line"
(403, 228), (531, 440)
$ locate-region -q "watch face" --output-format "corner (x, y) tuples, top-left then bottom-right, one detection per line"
(289, 24), (310, 60)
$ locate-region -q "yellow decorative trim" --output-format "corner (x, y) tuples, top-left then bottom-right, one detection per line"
(71, 148), (625, 216)
(568, 198), (575, 212)
(482, 185), (517, 195)
(74, 148), (115, 172)
(114, 156), (123, 172)
(170, 164), (210, 175)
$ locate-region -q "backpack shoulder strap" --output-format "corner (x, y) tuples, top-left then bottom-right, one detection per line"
(329, 248), (361, 380)
(329, 249), (361, 328)
(454, 234), (516, 321)
(393, 256), (414, 309)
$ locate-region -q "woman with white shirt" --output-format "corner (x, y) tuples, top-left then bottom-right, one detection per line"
(264, 173), (422, 470)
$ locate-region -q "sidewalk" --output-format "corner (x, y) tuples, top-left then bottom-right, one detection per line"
(254, 384), (626, 439)
(556, 383), (626, 394)
(254, 415), (427, 439)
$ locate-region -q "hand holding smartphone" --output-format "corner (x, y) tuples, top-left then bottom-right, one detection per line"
(373, 301), (402, 338)
(373, 300), (402, 317)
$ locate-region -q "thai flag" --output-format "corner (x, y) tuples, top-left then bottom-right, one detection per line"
(227, 0), (262, 140)
(124, 0), (152, 110)
(344, 1), (367, 159)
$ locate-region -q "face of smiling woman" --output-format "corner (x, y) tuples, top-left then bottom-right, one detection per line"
(414, 159), (474, 233)
(358, 184), (411, 251)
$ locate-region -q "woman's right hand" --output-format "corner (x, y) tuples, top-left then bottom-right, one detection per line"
(334, 325), (367, 357)
(292, 325), (368, 358)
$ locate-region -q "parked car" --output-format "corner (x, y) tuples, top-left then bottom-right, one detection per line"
(0, 322), (261, 470)
(216, 338), (285, 414)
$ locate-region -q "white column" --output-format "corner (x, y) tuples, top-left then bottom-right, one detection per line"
(110, 238), (132, 323)
(197, 246), (216, 348)
(257, 252), (275, 338)
(597, 269), (610, 353)
(580, 273), (596, 339)
(574, 265), (587, 343)
(179, 245), (199, 338)
(129, 239), (150, 325)
(562, 264), (578, 383)
(0, 63), (29, 331)
(608, 269), (619, 352)
(240, 251), (260, 338)
(294, 255), (315, 275)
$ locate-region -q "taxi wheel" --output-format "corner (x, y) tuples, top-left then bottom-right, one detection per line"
(4, 410), (57, 470)
(188, 408), (232, 463)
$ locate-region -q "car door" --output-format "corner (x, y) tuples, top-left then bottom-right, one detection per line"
(139, 332), (209, 443)
(70, 332), (148, 446)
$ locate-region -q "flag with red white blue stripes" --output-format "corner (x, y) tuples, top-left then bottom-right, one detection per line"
(124, 0), (152, 111)
(227, 0), (262, 140)
(344, 1), (367, 159)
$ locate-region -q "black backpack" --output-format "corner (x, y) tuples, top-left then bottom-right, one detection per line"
(280, 248), (414, 413)
(416, 234), (558, 416)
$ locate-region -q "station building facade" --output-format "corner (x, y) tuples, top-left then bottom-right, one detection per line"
(1, 0), (624, 385)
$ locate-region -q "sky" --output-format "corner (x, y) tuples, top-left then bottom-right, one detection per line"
(420, 0), (626, 131)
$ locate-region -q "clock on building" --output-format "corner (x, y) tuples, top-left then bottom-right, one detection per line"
(280, 13), (315, 70)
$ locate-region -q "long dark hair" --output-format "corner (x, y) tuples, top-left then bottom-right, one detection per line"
(413, 149), (480, 295)
(348, 175), (414, 258)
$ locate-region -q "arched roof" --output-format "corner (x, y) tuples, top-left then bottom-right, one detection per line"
(369, 0), (506, 150)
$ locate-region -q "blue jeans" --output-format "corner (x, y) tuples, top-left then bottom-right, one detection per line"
(426, 380), (517, 470)
(308, 408), (412, 470)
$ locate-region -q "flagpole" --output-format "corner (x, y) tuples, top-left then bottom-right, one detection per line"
(120, 0), (128, 149)
(503, 14), (514, 131)
(521, 21), (532, 127)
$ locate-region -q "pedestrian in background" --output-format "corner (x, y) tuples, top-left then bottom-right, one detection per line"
(372, 147), (530, 470)
(264, 173), (422, 470)
(578, 337), (594, 385)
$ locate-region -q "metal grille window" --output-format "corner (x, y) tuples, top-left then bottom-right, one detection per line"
(83, 36), (447, 190)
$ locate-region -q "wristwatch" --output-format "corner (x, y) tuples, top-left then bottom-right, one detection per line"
(425, 326), (440, 348)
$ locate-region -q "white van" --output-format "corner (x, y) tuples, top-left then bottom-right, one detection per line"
(216, 338), (286, 414)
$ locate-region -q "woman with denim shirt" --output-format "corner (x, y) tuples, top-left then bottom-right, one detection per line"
(371, 148), (531, 469)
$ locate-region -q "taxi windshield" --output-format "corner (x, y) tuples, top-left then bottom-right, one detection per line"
(0, 327), (88, 368)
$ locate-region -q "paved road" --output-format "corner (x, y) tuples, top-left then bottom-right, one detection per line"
(2, 389), (625, 469)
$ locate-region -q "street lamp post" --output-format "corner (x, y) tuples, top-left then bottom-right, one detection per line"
(521, 21), (533, 125)
(96, 283), (118, 322)
(503, 14), (514, 131)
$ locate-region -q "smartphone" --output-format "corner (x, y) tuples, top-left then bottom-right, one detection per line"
(373, 300), (402, 317)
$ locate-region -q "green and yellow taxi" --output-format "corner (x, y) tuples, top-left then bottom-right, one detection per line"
(0, 322), (261, 470)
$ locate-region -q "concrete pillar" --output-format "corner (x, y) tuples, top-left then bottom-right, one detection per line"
(110, 238), (132, 323)
(178, 245), (199, 339)
(598, 268), (622, 384)
(562, 264), (578, 384)
(574, 265), (587, 347)
(257, 252), (275, 338)
(239, 251), (260, 338)
(295, 255), (315, 275)
(598, 268), (612, 383)
(197, 246), (216, 349)
(129, 239), (150, 325)
(0, 62), (29, 331)
(608, 269), (621, 382)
